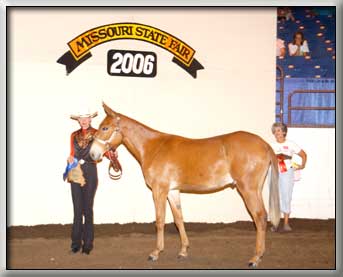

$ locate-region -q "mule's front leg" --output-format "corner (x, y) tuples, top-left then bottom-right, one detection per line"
(148, 187), (168, 262)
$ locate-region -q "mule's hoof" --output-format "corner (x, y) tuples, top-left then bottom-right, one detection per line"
(177, 254), (188, 260)
(148, 255), (158, 262)
(248, 262), (257, 268)
(270, 226), (278, 232)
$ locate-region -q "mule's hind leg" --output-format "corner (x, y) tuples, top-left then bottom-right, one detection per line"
(237, 183), (267, 268)
(167, 190), (189, 259)
(148, 186), (168, 262)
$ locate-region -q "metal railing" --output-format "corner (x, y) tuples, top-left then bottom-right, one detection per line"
(276, 65), (285, 123)
(287, 89), (335, 128)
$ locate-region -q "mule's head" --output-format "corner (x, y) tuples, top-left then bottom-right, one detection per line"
(90, 103), (123, 161)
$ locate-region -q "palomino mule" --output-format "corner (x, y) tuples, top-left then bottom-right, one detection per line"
(90, 103), (280, 268)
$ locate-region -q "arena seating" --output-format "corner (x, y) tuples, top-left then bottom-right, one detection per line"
(277, 7), (335, 78)
(276, 7), (335, 127)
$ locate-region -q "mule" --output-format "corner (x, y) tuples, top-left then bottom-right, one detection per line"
(90, 103), (280, 267)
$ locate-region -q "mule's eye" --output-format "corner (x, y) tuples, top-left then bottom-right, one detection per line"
(102, 127), (108, 131)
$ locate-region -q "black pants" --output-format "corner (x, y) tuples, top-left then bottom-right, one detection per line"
(70, 163), (98, 250)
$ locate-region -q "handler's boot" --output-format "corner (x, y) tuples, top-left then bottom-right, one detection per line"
(71, 246), (81, 254)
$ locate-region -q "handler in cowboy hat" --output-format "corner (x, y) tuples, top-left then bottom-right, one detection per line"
(67, 107), (117, 255)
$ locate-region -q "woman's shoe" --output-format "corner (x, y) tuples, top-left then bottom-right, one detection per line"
(71, 247), (80, 254)
(82, 247), (92, 255)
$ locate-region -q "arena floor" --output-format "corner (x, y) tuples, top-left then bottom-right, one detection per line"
(7, 219), (335, 269)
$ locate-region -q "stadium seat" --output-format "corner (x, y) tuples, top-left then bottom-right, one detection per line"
(277, 8), (335, 79)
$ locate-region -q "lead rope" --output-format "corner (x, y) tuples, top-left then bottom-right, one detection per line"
(108, 155), (122, 180)
(108, 116), (122, 180)
(94, 115), (123, 180)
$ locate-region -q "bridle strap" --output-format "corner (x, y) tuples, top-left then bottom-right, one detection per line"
(94, 129), (118, 150)
(93, 116), (121, 150)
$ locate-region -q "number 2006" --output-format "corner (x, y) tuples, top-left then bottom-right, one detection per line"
(107, 50), (157, 77)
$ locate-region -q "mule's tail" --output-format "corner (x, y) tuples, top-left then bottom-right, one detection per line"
(268, 148), (280, 228)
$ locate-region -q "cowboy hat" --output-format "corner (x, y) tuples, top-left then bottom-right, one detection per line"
(70, 107), (98, 120)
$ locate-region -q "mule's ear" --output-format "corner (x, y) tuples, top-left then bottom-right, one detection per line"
(103, 102), (116, 117)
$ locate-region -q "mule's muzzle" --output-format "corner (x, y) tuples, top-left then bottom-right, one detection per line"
(90, 151), (101, 161)
(90, 142), (104, 161)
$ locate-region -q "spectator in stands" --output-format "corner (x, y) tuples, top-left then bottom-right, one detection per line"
(277, 38), (286, 57)
(288, 31), (310, 56)
(271, 122), (307, 232)
(277, 7), (295, 22)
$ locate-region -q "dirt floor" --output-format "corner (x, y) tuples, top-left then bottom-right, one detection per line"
(7, 219), (335, 269)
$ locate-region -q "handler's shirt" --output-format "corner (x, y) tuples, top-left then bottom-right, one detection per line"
(271, 140), (302, 170)
(70, 127), (97, 163)
(69, 127), (98, 185)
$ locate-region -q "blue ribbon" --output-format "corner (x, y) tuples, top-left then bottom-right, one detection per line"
(63, 158), (79, 181)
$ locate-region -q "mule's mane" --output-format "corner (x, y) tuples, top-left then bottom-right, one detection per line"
(117, 113), (167, 136)
(115, 112), (242, 141)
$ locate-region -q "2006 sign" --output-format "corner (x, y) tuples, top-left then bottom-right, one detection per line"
(107, 50), (157, 77)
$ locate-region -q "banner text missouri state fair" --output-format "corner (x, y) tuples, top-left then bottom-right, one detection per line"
(57, 23), (204, 78)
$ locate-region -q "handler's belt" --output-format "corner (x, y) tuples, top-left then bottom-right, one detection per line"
(79, 158), (96, 164)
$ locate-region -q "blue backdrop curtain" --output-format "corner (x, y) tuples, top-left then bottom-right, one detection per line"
(276, 78), (335, 126)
